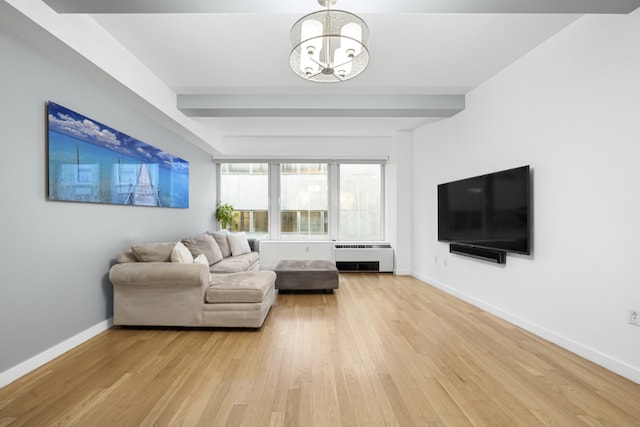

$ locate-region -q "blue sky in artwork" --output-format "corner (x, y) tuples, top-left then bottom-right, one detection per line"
(47, 101), (188, 173)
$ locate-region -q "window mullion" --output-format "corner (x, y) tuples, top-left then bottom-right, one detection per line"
(329, 162), (339, 241)
(380, 164), (386, 240)
(269, 162), (280, 240)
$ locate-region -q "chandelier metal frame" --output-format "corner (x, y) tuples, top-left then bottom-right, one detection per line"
(289, 0), (370, 82)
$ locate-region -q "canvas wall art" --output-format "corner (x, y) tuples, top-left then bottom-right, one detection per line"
(47, 102), (189, 208)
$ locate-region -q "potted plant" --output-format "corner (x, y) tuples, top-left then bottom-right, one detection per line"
(215, 202), (238, 230)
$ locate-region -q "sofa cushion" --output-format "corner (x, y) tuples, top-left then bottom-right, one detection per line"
(210, 231), (232, 258)
(206, 271), (276, 304)
(227, 232), (252, 256)
(131, 242), (176, 262)
(117, 250), (139, 263)
(171, 242), (194, 264)
(110, 262), (208, 287)
(182, 233), (223, 266)
(209, 252), (259, 274)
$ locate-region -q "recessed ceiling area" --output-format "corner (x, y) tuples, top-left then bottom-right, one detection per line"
(89, 13), (580, 95)
(11, 0), (640, 144)
(84, 11), (581, 139)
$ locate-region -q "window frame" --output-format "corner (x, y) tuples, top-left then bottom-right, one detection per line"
(278, 162), (330, 240)
(216, 159), (385, 241)
(217, 162), (270, 237)
(337, 163), (385, 241)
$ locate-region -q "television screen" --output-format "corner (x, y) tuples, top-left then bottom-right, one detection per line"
(438, 165), (530, 254)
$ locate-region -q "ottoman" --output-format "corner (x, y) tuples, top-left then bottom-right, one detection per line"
(274, 259), (339, 292)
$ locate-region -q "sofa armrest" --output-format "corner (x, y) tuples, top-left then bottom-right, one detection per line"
(109, 262), (209, 287)
(110, 262), (210, 327)
(248, 238), (260, 253)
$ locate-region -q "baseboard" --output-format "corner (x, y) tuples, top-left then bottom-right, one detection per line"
(0, 318), (113, 389)
(412, 272), (640, 385)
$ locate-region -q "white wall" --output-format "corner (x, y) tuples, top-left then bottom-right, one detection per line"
(259, 241), (334, 270)
(0, 24), (217, 382)
(222, 136), (391, 158)
(387, 131), (413, 275)
(412, 11), (640, 382)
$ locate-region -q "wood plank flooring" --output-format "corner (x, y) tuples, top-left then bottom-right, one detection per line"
(1, 274), (639, 426)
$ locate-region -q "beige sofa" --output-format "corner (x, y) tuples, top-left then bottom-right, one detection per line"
(109, 232), (277, 328)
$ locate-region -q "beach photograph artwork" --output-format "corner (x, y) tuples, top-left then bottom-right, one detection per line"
(47, 102), (189, 208)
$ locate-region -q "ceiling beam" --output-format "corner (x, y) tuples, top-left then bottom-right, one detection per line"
(42, 0), (640, 14)
(177, 95), (465, 118)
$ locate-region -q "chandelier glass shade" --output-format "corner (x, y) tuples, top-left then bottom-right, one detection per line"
(289, 0), (369, 82)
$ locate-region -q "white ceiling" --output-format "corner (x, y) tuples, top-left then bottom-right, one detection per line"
(11, 0), (640, 142)
(89, 11), (579, 137)
(90, 13), (575, 95)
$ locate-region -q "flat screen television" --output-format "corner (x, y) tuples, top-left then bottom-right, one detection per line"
(438, 165), (531, 255)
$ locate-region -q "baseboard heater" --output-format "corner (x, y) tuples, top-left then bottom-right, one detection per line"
(449, 243), (506, 264)
(334, 244), (394, 272)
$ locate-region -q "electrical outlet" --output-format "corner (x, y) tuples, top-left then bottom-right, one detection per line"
(629, 309), (640, 327)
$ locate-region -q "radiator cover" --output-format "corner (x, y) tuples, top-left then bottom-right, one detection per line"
(333, 244), (394, 272)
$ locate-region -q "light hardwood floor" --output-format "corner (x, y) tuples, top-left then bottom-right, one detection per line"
(1, 274), (639, 426)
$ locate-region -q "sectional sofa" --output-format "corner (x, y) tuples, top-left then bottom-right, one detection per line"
(109, 231), (276, 328)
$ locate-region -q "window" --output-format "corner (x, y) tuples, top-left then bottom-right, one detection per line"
(280, 163), (328, 239)
(339, 164), (382, 240)
(217, 161), (384, 241)
(219, 163), (269, 237)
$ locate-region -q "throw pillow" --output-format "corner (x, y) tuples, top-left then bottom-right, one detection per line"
(227, 232), (252, 256)
(171, 241), (193, 264)
(131, 242), (176, 262)
(194, 253), (209, 265)
(182, 233), (223, 266)
(193, 254), (212, 282)
(210, 230), (232, 258)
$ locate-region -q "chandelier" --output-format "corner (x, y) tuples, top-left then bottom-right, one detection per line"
(289, 0), (370, 82)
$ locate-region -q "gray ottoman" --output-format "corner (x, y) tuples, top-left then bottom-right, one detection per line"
(274, 259), (339, 292)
